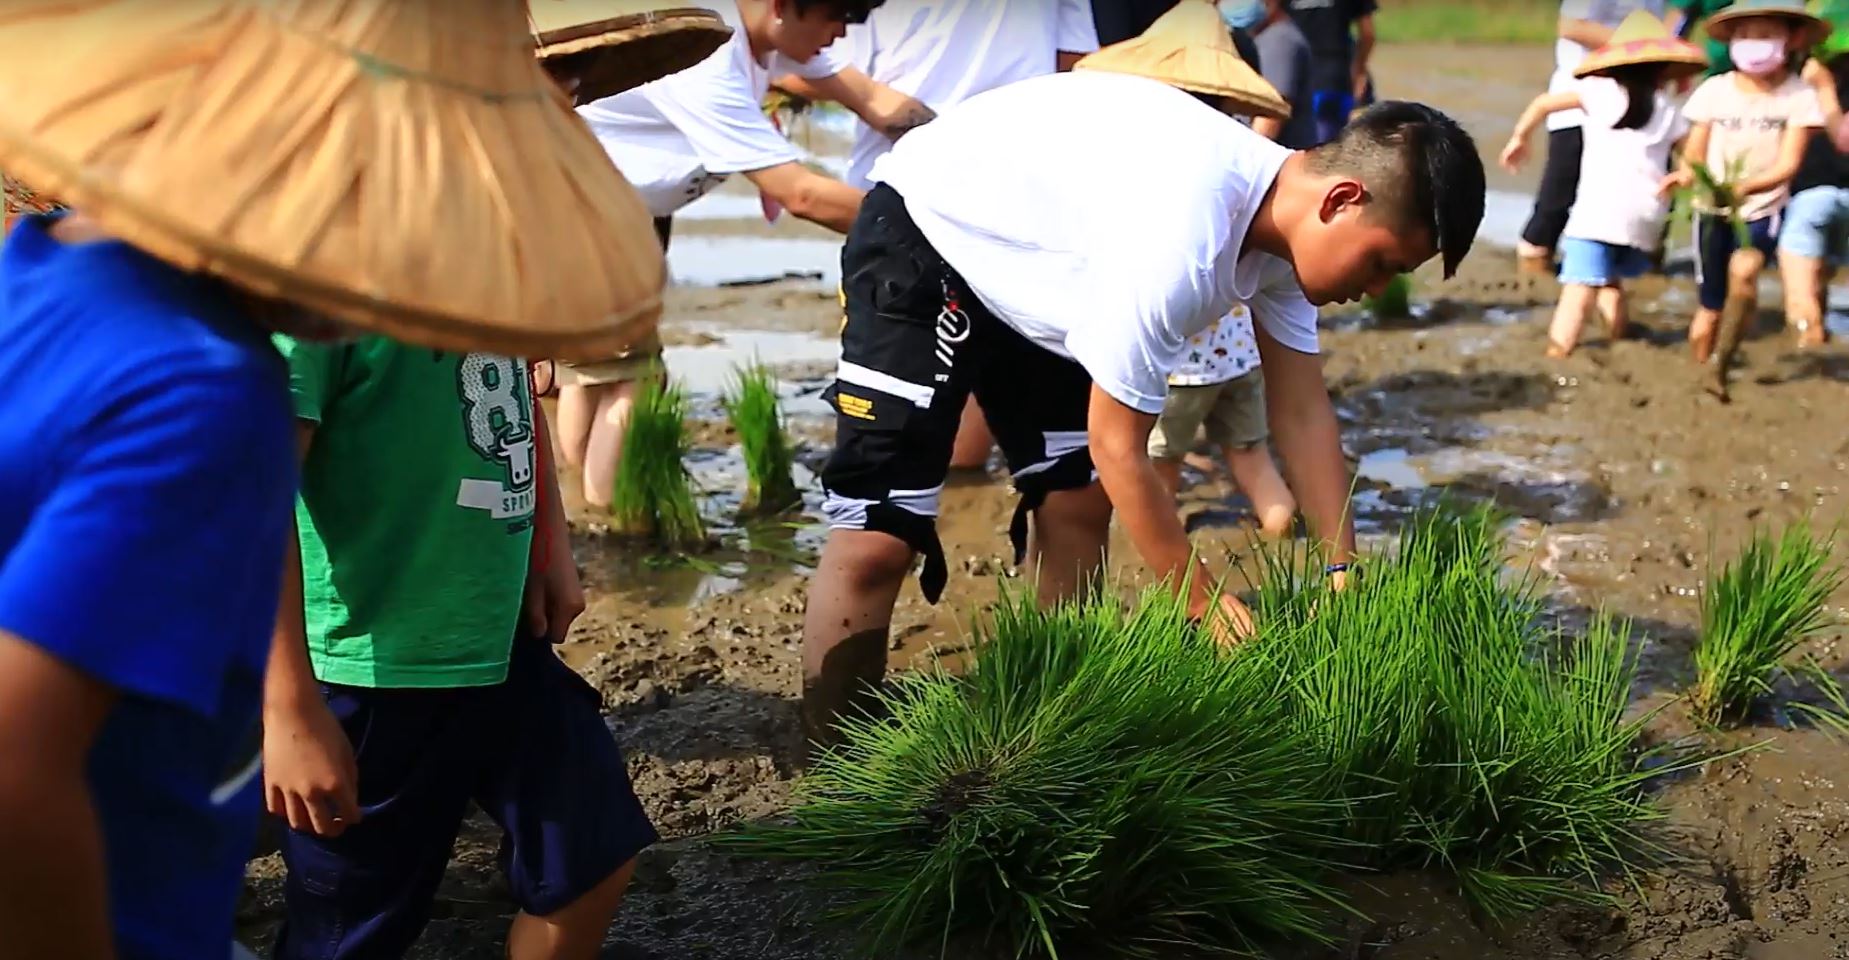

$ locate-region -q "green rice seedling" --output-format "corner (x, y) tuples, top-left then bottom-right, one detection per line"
(1361, 273), (1413, 320)
(727, 586), (1349, 958)
(1691, 522), (1843, 726)
(1254, 504), (1678, 917)
(609, 378), (706, 550)
(723, 362), (800, 515)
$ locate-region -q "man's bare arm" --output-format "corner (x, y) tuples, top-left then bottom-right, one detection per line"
(1254, 327), (1356, 565)
(0, 631), (116, 960)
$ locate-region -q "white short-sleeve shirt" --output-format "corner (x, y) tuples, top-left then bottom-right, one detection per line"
(576, 4), (848, 217)
(838, 0), (1100, 189)
(870, 71), (1318, 415)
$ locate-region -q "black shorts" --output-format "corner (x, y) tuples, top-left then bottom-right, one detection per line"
(820, 184), (1097, 603)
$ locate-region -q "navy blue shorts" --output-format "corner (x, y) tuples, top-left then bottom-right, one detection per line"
(1697, 214), (1778, 311)
(272, 638), (656, 960)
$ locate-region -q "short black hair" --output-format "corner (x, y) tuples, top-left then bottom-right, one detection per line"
(1305, 101), (1485, 279)
(790, 0), (885, 25)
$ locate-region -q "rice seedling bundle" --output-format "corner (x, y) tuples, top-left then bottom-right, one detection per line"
(609, 378), (706, 549)
(729, 588), (1347, 958)
(723, 362), (800, 515)
(733, 506), (1673, 954)
(1691, 522), (1843, 726)
(1256, 505), (1672, 916)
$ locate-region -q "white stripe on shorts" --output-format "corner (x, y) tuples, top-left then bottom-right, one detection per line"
(836, 361), (935, 409)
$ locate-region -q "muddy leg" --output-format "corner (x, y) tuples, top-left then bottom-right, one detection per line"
(1025, 483), (1113, 607)
(1547, 283), (1595, 357)
(947, 397), (996, 471)
(1595, 284), (1628, 342)
(1225, 444), (1297, 540)
(1703, 248), (1765, 402)
(1778, 247), (1827, 349)
(800, 530), (912, 752)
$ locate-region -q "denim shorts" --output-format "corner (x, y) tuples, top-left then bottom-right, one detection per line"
(1557, 237), (1652, 287)
(1696, 214), (1779, 311)
(1777, 186), (1849, 263)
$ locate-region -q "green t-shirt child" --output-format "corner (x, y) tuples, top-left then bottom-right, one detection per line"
(277, 336), (538, 687)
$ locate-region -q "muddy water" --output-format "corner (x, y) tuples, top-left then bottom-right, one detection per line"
(239, 44), (1849, 960)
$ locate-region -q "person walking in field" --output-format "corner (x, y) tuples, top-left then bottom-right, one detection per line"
(1225, 0), (1321, 148)
(1774, 4), (1849, 348)
(797, 0), (1485, 745)
(778, 0), (1103, 472)
(1518, 0), (1671, 276)
(560, 0), (935, 511)
(1502, 11), (1706, 357)
(1283, 0), (1377, 143)
(0, 2), (672, 958)
(1661, 0), (1827, 399)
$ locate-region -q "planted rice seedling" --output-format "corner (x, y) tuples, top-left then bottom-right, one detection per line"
(723, 362), (800, 515)
(610, 378), (707, 550)
(1361, 273), (1413, 319)
(1690, 522), (1842, 726)
(727, 586), (1348, 958)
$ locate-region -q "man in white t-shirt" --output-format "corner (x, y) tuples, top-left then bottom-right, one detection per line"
(800, 71), (1485, 744)
(1519, 0), (1667, 273)
(558, 0), (932, 511)
(779, 1), (1103, 471)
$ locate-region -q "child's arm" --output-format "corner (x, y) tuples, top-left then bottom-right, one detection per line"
(261, 422), (361, 840)
(1499, 91), (1582, 172)
(1660, 121), (1712, 195)
(1735, 123), (1816, 198)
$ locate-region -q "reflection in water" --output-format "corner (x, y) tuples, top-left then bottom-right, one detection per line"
(661, 328), (838, 416)
(666, 235), (844, 288)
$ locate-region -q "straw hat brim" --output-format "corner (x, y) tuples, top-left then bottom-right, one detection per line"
(1573, 38), (1711, 80)
(0, 0), (669, 363)
(1706, 5), (1829, 45)
(1077, 48), (1291, 121)
(536, 8), (732, 103)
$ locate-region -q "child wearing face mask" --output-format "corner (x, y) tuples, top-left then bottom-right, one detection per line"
(1502, 11), (1707, 357)
(1660, 0), (1827, 398)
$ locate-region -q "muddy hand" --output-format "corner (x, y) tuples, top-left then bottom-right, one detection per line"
(1205, 593), (1257, 649)
(263, 696), (360, 838)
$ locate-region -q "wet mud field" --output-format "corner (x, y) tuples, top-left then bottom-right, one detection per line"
(240, 45), (1849, 960)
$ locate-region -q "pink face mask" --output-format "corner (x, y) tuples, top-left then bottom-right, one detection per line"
(1731, 37), (1789, 76)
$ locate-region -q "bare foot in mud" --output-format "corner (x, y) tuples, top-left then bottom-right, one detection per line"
(1545, 341), (1572, 360)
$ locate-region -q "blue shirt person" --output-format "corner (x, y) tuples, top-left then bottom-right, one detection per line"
(0, 213), (297, 960)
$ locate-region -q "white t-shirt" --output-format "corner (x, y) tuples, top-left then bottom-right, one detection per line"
(1170, 305), (1263, 387)
(576, 4), (847, 217)
(838, 0), (1099, 189)
(872, 71), (1319, 415)
(1563, 78), (1689, 250)
(1546, 0), (1666, 132)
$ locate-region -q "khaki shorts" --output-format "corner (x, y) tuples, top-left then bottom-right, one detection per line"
(1147, 369), (1268, 460)
(553, 332), (664, 387)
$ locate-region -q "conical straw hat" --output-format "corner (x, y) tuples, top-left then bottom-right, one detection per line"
(531, 2), (732, 103)
(1074, 0), (1289, 121)
(1573, 10), (1709, 80)
(0, 0), (668, 363)
(1706, 0), (1828, 45)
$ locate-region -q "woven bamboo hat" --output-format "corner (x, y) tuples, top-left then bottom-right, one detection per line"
(1573, 10), (1709, 80)
(531, 2), (732, 103)
(0, 0), (670, 363)
(1706, 0), (1828, 46)
(1075, 0), (1290, 121)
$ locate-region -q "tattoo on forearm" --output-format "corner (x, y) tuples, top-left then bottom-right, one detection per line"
(882, 103), (937, 141)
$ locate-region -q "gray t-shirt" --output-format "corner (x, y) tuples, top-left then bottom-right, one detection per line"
(1255, 17), (1317, 150)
